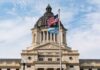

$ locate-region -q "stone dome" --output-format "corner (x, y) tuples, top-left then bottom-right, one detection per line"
(34, 5), (65, 29)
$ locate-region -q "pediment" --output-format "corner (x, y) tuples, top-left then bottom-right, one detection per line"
(34, 43), (66, 50)
(22, 43), (72, 54)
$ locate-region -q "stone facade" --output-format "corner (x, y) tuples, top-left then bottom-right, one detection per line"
(0, 5), (100, 70)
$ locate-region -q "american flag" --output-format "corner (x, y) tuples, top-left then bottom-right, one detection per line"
(47, 14), (59, 27)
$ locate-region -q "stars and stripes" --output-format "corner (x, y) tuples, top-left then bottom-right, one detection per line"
(47, 14), (59, 34)
(47, 14), (59, 27)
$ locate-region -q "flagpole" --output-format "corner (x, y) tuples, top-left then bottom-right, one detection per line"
(58, 9), (62, 70)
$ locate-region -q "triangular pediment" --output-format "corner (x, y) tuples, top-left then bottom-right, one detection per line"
(24, 43), (71, 53)
(33, 43), (66, 50)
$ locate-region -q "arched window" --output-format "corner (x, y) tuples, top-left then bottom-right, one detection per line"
(41, 32), (43, 42)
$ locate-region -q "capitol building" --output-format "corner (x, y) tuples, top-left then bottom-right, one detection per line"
(0, 5), (100, 70)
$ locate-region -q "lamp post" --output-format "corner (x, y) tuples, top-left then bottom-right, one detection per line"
(21, 59), (26, 70)
(23, 63), (25, 70)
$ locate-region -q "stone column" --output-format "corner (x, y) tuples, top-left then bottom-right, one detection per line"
(47, 31), (48, 42)
(35, 68), (37, 70)
(50, 33), (52, 42)
(55, 34), (57, 43)
(54, 34), (55, 42)
(53, 33), (54, 42)
(44, 68), (47, 70)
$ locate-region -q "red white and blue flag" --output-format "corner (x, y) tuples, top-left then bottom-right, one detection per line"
(47, 14), (59, 27)
(47, 14), (59, 33)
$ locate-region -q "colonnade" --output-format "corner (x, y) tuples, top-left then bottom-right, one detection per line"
(40, 31), (58, 43)
(32, 29), (66, 45)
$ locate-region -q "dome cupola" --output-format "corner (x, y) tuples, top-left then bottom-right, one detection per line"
(34, 4), (54, 28)
(34, 4), (65, 29)
(46, 4), (52, 13)
(31, 5), (67, 47)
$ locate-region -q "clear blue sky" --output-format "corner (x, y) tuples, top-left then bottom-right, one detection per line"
(0, 0), (100, 59)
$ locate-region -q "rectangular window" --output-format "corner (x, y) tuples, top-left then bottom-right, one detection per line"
(57, 68), (63, 70)
(57, 58), (60, 61)
(47, 52), (51, 54)
(37, 68), (44, 70)
(27, 65), (31, 68)
(89, 68), (92, 70)
(38, 58), (43, 61)
(48, 58), (52, 61)
(7, 68), (10, 70)
(80, 68), (83, 70)
(70, 65), (74, 68)
(98, 69), (100, 70)
(16, 69), (19, 70)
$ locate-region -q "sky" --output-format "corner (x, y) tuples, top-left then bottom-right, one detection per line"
(0, 0), (100, 59)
